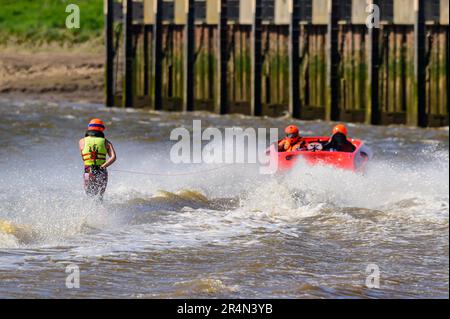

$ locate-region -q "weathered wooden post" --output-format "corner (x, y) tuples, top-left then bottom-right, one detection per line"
(440, 0), (450, 122)
(183, 0), (195, 112)
(153, 0), (164, 110)
(366, 0), (381, 125)
(447, 4), (450, 120)
(326, 0), (340, 121)
(123, 0), (134, 107)
(105, 0), (115, 107)
(142, 0), (152, 99)
(143, 24), (150, 97)
(289, 0), (301, 118)
(251, 0), (263, 116)
(413, 0), (427, 127)
(216, 0), (228, 114)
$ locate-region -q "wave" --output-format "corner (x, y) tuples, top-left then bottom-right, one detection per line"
(0, 138), (448, 250)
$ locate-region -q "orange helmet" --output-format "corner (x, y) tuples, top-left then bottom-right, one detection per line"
(332, 124), (348, 136)
(284, 125), (300, 144)
(285, 125), (300, 137)
(88, 119), (105, 132)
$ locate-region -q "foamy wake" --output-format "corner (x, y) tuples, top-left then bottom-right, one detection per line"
(0, 144), (448, 250)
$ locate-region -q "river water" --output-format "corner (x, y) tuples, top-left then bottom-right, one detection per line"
(0, 98), (448, 298)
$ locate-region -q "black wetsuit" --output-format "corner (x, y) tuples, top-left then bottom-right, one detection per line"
(323, 132), (356, 153)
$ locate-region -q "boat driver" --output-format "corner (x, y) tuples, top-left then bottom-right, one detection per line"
(323, 124), (356, 153)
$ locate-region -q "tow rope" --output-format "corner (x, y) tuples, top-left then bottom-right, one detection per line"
(110, 165), (231, 177)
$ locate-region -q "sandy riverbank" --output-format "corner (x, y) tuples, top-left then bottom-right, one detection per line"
(0, 43), (105, 104)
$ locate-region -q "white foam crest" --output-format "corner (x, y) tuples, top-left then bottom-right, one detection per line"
(238, 150), (449, 224)
(0, 233), (21, 249)
(0, 166), (116, 247)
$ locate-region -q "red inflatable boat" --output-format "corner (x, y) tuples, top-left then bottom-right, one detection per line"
(269, 137), (373, 173)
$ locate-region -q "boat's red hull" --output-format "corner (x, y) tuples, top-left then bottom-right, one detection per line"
(270, 137), (372, 173)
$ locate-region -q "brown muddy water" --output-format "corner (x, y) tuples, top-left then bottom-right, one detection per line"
(0, 98), (448, 298)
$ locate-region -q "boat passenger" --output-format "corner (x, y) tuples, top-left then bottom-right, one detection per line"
(323, 124), (356, 153)
(278, 125), (306, 152)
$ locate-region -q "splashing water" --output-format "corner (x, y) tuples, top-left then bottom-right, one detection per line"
(0, 98), (448, 298)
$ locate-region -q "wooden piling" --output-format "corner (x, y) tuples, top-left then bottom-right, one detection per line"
(123, 0), (134, 107)
(183, 0), (195, 112)
(143, 25), (150, 96)
(326, 0), (340, 121)
(105, 0), (115, 107)
(289, 0), (301, 118)
(413, 0), (427, 127)
(153, 0), (163, 110)
(216, 0), (229, 114)
(447, 23), (450, 118)
(367, 0), (381, 124)
(103, 0), (447, 127)
(251, 0), (263, 116)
